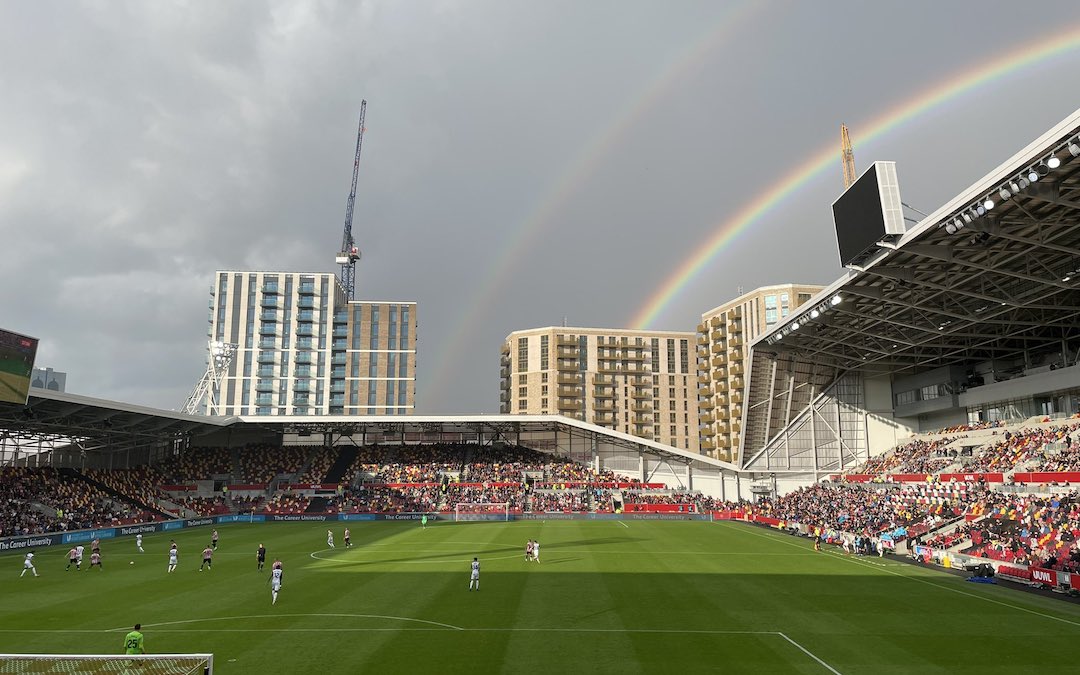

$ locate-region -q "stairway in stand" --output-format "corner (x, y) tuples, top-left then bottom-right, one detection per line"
(324, 446), (359, 484)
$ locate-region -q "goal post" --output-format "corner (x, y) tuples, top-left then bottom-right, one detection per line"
(0, 653), (214, 674)
(453, 502), (510, 522)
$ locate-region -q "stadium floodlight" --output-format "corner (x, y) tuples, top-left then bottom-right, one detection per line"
(1069, 141), (1080, 158)
(790, 321), (800, 331)
(775, 333), (783, 341)
(1027, 169), (1040, 183)
(982, 198), (994, 211)
(1017, 176), (1030, 190)
(1047, 155), (1061, 169)
(809, 309), (820, 319)
(830, 294), (843, 306)
(998, 187), (1011, 201)
(962, 212), (973, 223)
(1036, 162), (1050, 176)
(1008, 180), (1020, 193)
(945, 221), (959, 235)
(975, 205), (986, 217)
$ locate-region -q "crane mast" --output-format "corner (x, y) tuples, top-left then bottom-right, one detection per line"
(840, 123), (857, 189)
(336, 100), (366, 301)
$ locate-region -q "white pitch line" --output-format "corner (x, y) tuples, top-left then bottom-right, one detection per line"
(617, 521), (630, 529)
(719, 522), (1080, 630)
(778, 632), (843, 675)
(108, 613), (464, 632)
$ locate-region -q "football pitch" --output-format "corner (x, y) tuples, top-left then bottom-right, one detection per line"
(2, 520), (1079, 674)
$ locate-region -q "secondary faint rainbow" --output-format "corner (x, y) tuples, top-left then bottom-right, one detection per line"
(631, 23), (1080, 330)
(426, 2), (761, 403)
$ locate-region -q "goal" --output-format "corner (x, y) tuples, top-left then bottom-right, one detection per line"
(0, 653), (214, 673)
(454, 503), (510, 522)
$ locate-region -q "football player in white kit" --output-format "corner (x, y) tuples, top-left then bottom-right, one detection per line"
(20, 551), (38, 577)
(532, 540), (540, 563)
(136, 534), (144, 553)
(167, 543), (178, 573)
(269, 564), (284, 605)
(468, 557), (480, 591)
(327, 530), (335, 548)
(75, 545), (85, 567)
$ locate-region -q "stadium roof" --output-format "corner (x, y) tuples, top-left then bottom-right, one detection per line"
(739, 106), (1080, 469)
(1, 389), (736, 474)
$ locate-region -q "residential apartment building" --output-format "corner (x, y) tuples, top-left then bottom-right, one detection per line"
(208, 271), (416, 416)
(500, 327), (698, 451)
(697, 284), (824, 462)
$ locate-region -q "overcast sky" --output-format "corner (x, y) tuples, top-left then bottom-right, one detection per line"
(3, 1), (1080, 414)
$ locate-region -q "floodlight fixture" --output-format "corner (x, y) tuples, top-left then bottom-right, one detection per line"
(975, 205), (986, 217)
(810, 309), (820, 319)
(962, 212), (973, 223)
(982, 198), (994, 211)
(1017, 177), (1030, 190)
(1008, 180), (1020, 193)
(1047, 155), (1061, 170)
(791, 321), (800, 331)
(945, 221), (959, 235)
(998, 187), (1011, 201)
(1036, 162), (1050, 176)
(830, 294), (843, 306)
(1028, 169), (1040, 183)
(1069, 141), (1080, 158)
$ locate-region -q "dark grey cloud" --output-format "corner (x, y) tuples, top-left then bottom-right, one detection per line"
(2, 0), (1079, 413)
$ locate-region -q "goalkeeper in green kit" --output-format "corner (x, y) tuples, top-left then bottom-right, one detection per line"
(124, 624), (145, 655)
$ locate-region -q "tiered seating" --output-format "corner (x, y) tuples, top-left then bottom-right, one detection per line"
(341, 485), (438, 513)
(174, 496), (229, 516)
(158, 447), (233, 483)
(530, 490), (588, 512)
(441, 484), (525, 511)
(960, 423), (1080, 472)
(859, 437), (960, 475)
(299, 446), (337, 483)
(238, 445), (307, 483)
(85, 466), (168, 508)
(375, 445), (466, 483)
(962, 491), (1080, 571)
(261, 494), (311, 514)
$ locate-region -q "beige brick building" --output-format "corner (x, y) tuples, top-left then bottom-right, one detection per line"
(500, 327), (699, 451)
(696, 284), (823, 461)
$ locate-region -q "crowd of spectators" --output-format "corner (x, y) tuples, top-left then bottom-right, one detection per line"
(530, 490), (588, 512)
(859, 437), (961, 475)
(961, 490), (1080, 571)
(441, 485), (525, 511)
(85, 467), (168, 510)
(960, 423), (1080, 473)
(261, 494), (311, 515)
(173, 495), (229, 517)
(1031, 432), (1079, 472)
(341, 485), (439, 513)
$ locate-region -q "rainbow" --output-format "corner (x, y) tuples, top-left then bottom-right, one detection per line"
(425, 3), (761, 403)
(630, 23), (1080, 330)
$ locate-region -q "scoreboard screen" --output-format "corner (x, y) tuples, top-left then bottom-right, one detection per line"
(0, 328), (39, 405)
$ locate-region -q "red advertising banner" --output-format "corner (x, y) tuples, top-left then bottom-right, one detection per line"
(286, 483), (342, 491)
(1012, 472), (1080, 484)
(938, 473), (1004, 483)
(1030, 567), (1058, 586)
(890, 474), (932, 483)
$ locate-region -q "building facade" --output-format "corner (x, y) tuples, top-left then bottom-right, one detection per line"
(696, 284), (823, 462)
(31, 367), (66, 392)
(500, 327), (698, 451)
(208, 271), (416, 416)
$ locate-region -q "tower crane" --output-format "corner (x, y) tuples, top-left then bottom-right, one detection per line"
(840, 123), (857, 189)
(335, 101), (366, 301)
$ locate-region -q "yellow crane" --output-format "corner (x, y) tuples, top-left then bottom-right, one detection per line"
(840, 124), (856, 189)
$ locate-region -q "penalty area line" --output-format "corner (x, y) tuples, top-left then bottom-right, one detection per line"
(777, 632), (843, 675)
(617, 521), (630, 529)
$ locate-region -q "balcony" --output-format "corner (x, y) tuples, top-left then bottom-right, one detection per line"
(556, 358), (580, 371)
(500, 366), (510, 379)
(696, 335), (708, 346)
(699, 412), (714, 424)
(731, 420), (741, 434)
(260, 296), (280, 308)
(710, 330), (725, 343)
(627, 375), (650, 386)
(296, 326), (316, 337)
(730, 363), (744, 376)
(256, 367), (275, 377)
(557, 386), (583, 397)
(593, 400), (614, 411)
(713, 394), (727, 407)
(261, 283), (280, 295)
(298, 282), (316, 295)
(697, 374), (709, 384)
(711, 355), (726, 368)
(631, 388), (650, 400)
(329, 395), (345, 407)
(295, 353), (314, 365)
(632, 414), (651, 425)
(294, 367), (313, 378)
(593, 413), (616, 425)
(256, 379), (273, 391)
(501, 343), (510, 354)
(620, 351), (646, 362)
(258, 338), (276, 350)
(715, 422), (729, 434)
(732, 405), (742, 419)
(727, 319), (742, 333)
(295, 338), (314, 350)
(500, 391), (511, 402)
(556, 346), (579, 358)
(728, 349), (743, 362)
(697, 348), (710, 360)
(716, 408), (729, 419)
(293, 393), (311, 405)
(698, 386), (712, 397)
(333, 312), (348, 325)
(294, 381), (311, 393)
(557, 399), (583, 411)
(700, 426), (715, 437)
(257, 352), (275, 364)
(556, 335), (577, 347)
(297, 298), (315, 310)
(716, 436), (731, 448)
(631, 427), (652, 439)
(333, 327), (348, 338)
(332, 339), (347, 350)
(712, 367), (726, 380)
(711, 343), (725, 354)
(255, 395), (274, 406)
(259, 323), (279, 335)
(558, 373), (583, 385)
(699, 399), (715, 411)
(732, 390), (743, 404)
(297, 310), (315, 322)
(499, 403), (511, 414)
(700, 438), (716, 450)
(696, 322), (707, 333)
(330, 382), (346, 394)
(709, 316), (722, 328)
(331, 354), (346, 366)
(729, 335), (743, 348)
(330, 368), (346, 378)
(731, 377), (744, 389)
(631, 403), (652, 414)
(593, 388), (614, 399)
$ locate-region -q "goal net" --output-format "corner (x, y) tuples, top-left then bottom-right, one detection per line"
(0, 653), (214, 674)
(454, 503), (510, 522)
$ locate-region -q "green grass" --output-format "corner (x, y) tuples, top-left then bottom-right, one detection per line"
(2, 520), (1079, 674)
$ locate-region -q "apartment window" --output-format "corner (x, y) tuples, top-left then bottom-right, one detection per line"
(669, 375), (675, 385)
(669, 413), (676, 423)
(667, 339), (676, 373)
(540, 335), (549, 370)
(653, 412), (660, 423)
(369, 307), (380, 350)
(578, 336), (588, 371)
(385, 381), (395, 407)
(401, 306), (410, 343)
(399, 354), (408, 378)
(680, 339), (689, 374)
(519, 374), (527, 385)
(654, 425), (660, 436)
(798, 293), (812, 304)
(653, 387), (659, 398)
(670, 425), (677, 436)
(541, 385), (548, 395)
(651, 338), (660, 373)
(683, 401), (688, 411)
(519, 399), (527, 411)
(541, 397), (548, 409)
(669, 387), (676, 398)
(684, 426), (689, 437)
(369, 353), (379, 378)
(765, 294), (778, 325)
(780, 293), (790, 317)
(518, 337), (528, 371)
(518, 386), (528, 398)
(541, 373), (548, 383)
